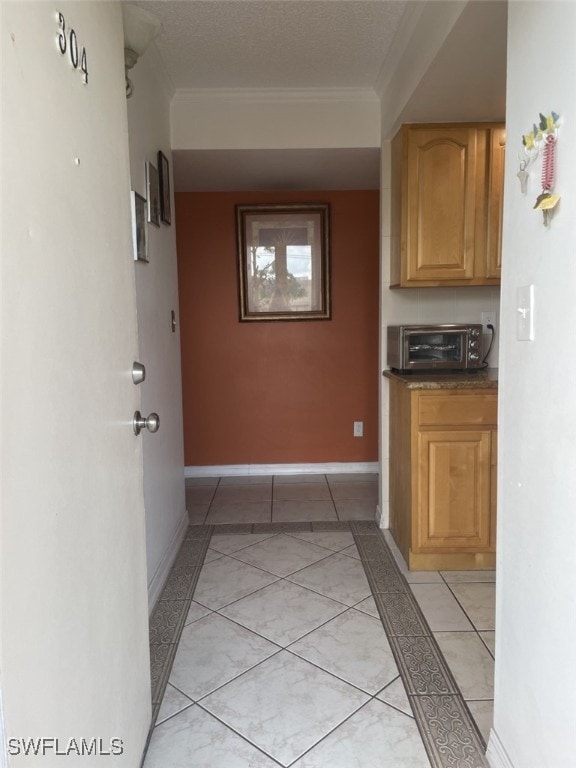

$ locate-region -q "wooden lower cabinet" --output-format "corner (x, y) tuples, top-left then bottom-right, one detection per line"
(417, 429), (492, 551)
(389, 379), (497, 570)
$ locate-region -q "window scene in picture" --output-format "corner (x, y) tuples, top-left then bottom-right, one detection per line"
(250, 233), (312, 312)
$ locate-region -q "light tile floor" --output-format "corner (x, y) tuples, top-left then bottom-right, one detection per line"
(144, 474), (495, 767)
(186, 473), (379, 526)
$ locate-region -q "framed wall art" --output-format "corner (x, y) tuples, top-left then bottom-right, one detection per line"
(157, 150), (171, 225)
(145, 161), (160, 227)
(236, 203), (331, 322)
(131, 191), (148, 262)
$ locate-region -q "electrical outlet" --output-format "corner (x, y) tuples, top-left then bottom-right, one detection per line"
(353, 421), (363, 437)
(481, 311), (496, 334)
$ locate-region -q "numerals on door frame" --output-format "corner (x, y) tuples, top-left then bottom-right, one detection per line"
(57, 11), (88, 84)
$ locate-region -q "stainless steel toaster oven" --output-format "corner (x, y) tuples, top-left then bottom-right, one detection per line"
(387, 324), (483, 372)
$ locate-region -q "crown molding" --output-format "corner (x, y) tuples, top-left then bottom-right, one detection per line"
(172, 86), (379, 106)
(374, 1), (427, 97)
(376, 0), (467, 137)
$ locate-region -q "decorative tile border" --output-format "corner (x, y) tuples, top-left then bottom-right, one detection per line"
(144, 525), (213, 754)
(411, 695), (488, 768)
(388, 636), (458, 696)
(149, 643), (176, 705)
(373, 592), (431, 637)
(348, 520), (381, 535)
(252, 521), (313, 533)
(208, 520), (366, 535)
(350, 522), (490, 768)
(211, 523), (254, 535)
(149, 600), (189, 645)
(312, 520), (356, 531)
(143, 519), (489, 768)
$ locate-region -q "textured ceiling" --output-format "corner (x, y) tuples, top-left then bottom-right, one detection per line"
(136, 0), (407, 89)
(131, 0), (506, 191)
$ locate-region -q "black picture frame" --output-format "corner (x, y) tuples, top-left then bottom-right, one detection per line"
(131, 191), (148, 262)
(158, 151), (171, 225)
(145, 161), (160, 227)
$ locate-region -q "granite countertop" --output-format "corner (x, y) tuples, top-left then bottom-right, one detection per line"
(382, 368), (498, 390)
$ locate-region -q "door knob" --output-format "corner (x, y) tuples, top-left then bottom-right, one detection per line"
(133, 411), (160, 435)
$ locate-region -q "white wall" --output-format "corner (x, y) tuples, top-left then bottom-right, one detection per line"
(488, 3), (576, 766)
(171, 89), (381, 150)
(1, 2), (150, 763)
(378, 138), (500, 527)
(126, 54), (188, 609)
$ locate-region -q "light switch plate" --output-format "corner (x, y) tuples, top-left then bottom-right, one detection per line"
(517, 285), (534, 341)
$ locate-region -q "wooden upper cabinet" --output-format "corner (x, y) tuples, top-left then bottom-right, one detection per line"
(391, 122), (505, 288)
(407, 126), (477, 282)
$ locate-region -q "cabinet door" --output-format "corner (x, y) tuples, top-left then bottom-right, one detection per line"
(406, 127), (477, 282)
(486, 127), (506, 278)
(416, 429), (492, 551)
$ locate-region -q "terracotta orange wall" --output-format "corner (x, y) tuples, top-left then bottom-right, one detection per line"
(176, 190), (380, 466)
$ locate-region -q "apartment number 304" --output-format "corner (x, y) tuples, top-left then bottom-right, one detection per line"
(56, 11), (88, 85)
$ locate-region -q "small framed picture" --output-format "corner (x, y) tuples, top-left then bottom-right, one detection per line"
(131, 191), (148, 262)
(146, 161), (161, 227)
(157, 150), (171, 225)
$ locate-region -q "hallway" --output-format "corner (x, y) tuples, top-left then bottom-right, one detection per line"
(144, 474), (494, 767)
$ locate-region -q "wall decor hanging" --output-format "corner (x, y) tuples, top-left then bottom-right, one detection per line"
(145, 161), (161, 227)
(519, 112), (560, 226)
(236, 203), (331, 322)
(157, 151), (171, 225)
(131, 191), (148, 262)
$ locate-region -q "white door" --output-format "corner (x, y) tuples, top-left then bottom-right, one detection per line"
(1, 3), (151, 764)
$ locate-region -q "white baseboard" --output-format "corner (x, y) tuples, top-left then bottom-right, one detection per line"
(487, 730), (515, 768)
(147, 510), (189, 614)
(185, 462), (379, 478)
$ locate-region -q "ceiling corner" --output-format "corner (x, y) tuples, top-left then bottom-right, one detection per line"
(145, 40), (176, 100)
